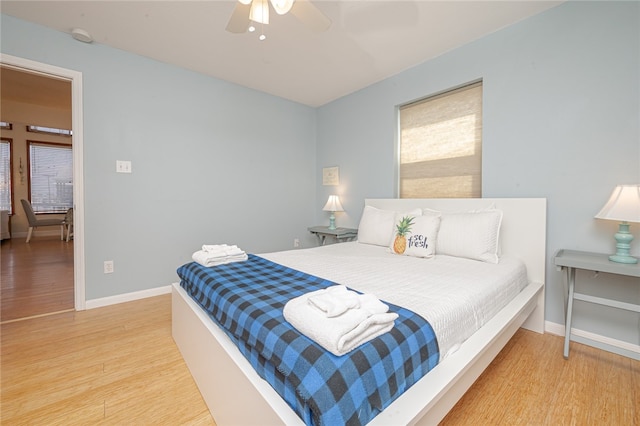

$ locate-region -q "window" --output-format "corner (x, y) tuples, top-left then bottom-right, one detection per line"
(398, 81), (482, 198)
(26, 125), (72, 137)
(28, 141), (73, 213)
(0, 138), (12, 213)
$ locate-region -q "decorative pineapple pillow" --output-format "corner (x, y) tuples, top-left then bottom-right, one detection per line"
(389, 213), (441, 258)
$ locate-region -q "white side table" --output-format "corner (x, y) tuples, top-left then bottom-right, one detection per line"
(308, 226), (358, 245)
(554, 249), (640, 360)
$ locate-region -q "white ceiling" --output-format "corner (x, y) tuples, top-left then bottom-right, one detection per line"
(1, 0), (563, 107)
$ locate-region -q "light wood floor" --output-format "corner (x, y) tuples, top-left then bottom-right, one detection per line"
(1, 294), (214, 425)
(2, 294), (638, 425)
(1, 236), (74, 323)
(441, 328), (640, 425)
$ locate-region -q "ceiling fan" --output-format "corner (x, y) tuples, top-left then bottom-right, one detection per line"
(226, 0), (331, 35)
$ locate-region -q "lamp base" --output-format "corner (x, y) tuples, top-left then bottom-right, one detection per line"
(328, 212), (336, 230)
(608, 254), (638, 264)
(609, 221), (637, 264)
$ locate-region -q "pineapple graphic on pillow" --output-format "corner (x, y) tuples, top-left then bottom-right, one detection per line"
(393, 216), (414, 254)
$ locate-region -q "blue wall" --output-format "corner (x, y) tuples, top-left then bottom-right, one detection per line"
(316, 1), (639, 344)
(2, 1), (639, 345)
(2, 14), (318, 300)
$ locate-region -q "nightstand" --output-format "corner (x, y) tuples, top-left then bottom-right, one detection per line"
(308, 226), (358, 245)
(554, 249), (640, 360)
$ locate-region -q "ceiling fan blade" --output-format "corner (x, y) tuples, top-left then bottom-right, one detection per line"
(290, 0), (331, 32)
(226, 2), (251, 33)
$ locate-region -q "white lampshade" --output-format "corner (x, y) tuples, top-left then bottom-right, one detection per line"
(250, 0), (269, 24)
(323, 195), (344, 212)
(595, 185), (640, 223)
(270, 0), (294, 15)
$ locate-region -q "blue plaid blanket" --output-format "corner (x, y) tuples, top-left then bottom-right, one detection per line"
(177, 255), (439, 426)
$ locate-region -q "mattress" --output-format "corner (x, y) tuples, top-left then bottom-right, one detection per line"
(261, 241), (529, 358)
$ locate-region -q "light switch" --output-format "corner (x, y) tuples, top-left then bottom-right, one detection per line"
(116, 160), (132, 173)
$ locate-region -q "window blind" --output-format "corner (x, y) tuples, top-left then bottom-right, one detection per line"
(0, 139), (11, 213)
(399, 82), (482, 198)
(29, 141), (73, 213)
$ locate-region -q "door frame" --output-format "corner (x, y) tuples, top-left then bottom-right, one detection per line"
(1, 53), (86, 310)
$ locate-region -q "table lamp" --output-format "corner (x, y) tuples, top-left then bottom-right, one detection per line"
(323, 195), (344, 230)
(594, 184), (640, 264)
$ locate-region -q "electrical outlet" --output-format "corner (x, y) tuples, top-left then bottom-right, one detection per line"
(104, 260), (114, 274)
(294, 238), (300, 248)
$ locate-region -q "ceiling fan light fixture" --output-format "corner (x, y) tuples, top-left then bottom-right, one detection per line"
(270, 0), (294, 15)
(225, 0), (329, 36)
(249, 0), (269, 24)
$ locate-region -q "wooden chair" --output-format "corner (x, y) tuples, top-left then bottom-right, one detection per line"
(62, 207), (73, 242)
(20, 199), (64, 243)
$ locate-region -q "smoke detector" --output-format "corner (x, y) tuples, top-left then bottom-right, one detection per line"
(71, 28), (93, 43)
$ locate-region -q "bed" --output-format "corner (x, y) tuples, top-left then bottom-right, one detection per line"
(172, 198), (546, 425)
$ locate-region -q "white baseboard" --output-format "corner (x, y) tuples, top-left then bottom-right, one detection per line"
(545, 320), (640, 356)
(85, 285), (172, 310)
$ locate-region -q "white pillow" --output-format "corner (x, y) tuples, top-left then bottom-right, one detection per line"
(357, 206), (421, 246)
(424, 208), (503, 263)
(389, 213), (440, 258)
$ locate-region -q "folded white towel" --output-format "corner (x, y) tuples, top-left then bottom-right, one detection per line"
(307, 285), (361, 317)
(358, 293), (390, 315)
(284, 288), (398, 356)
(192, 249), (248, 267)
(201, 244), (245, 257)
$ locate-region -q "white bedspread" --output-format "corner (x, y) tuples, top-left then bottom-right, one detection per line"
(261, 242), (528, 359)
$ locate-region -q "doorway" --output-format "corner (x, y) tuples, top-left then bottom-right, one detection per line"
(0, 54), (85, 319)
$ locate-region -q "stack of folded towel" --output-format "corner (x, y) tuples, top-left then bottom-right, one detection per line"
(283, 285), (398, 356)
(192, 244), (248, 267)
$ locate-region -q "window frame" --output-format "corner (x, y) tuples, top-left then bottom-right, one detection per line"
(27, 139), (73, 214)
(26, 124), (72, 137)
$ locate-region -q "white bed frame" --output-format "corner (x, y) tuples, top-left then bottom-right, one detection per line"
(172, 198), (546, 425)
